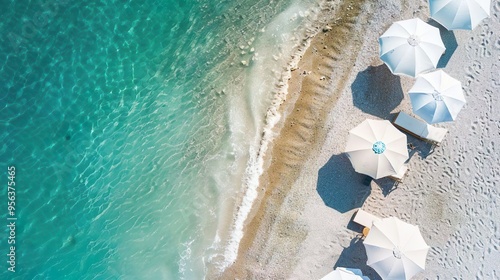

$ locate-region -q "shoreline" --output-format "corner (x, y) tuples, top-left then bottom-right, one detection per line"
(217, 0), (500, 279)
(218, 0), (374, 278)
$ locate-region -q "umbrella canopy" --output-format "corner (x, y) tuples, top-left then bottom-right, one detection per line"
(379, 18), (445, 77)
(409, 70), (466, 124)
(429, 0), (491, 30)
(320, 267), (369, 280)
(345, 120), (408, 179)
(364, 217), (430, 280)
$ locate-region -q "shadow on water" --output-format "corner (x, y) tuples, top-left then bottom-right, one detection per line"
(334, 238), (382, 280)
(317, 154), (371, 213)
(351, 65), (404, 120)
(427, 19), (458, 69)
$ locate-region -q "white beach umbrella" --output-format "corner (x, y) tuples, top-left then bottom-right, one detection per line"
(345, 120), (408, 179)
(379, 18), (445, 77)
(409, 70), (466, 124)
(364, 217), (429, 280)
(429, 0), (491, 30)
(320, 267), (369, 280)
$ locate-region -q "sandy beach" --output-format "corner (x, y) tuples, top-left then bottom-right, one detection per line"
(218, 0), (500, 279)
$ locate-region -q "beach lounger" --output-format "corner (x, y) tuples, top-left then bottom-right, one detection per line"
(392, 112), (448, 146)
(353, 209), (381, 229)
(388, 164), (408, 183)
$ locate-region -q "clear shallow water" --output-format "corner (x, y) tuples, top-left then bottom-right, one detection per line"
(0, 0), (316, 279)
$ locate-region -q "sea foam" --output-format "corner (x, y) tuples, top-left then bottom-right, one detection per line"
(219, 0), (319, 270)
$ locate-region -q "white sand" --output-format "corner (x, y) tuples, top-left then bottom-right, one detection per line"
(291, 1), (500, 279)
(220, 0), (500, 279)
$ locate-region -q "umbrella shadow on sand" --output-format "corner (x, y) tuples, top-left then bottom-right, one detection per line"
(427, 19), (458, 68)
(334, 238), (382, 280)
(351, 65), (404, 119)
(317, 154), (371, 213)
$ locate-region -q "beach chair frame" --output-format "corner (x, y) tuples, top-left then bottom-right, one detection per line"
(388, 165), (408, 186)
(392, 112), (447, 148)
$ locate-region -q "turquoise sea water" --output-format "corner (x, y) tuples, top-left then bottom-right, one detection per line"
(0, 0), (316, 278)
